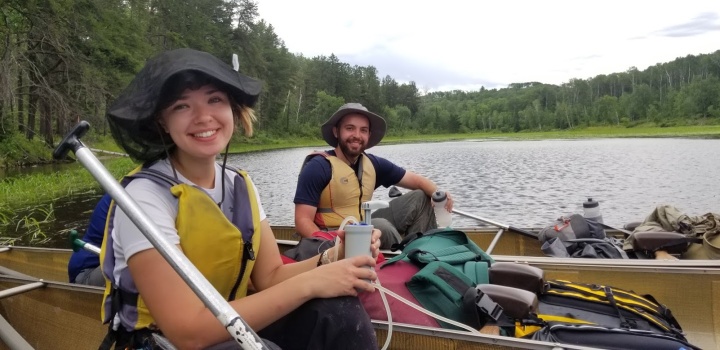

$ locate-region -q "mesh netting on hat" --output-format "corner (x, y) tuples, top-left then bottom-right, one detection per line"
(106, 48), (262, 161)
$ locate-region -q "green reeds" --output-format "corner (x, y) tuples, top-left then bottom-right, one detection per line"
(0, 204), (55, 245)
(14, 204), (54, 244)
(0, 157), (136, 211)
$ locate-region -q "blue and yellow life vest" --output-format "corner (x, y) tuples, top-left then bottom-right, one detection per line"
(99, 165), (262, 331)
(310, 152), (376, 228)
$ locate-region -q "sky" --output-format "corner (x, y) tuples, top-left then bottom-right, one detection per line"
(256, 0), (720, 92)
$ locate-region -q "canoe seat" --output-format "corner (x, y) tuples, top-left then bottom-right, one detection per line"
(624, 221), (643, 231)
(489, 262), (545, 294)
(632, 231), (691, 254)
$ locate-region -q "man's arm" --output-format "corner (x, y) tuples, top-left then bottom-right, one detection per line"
(395, 170), (437, 197)
(396, 170), (454, 211)
(295, 204), (321, 238)
(293, 155), (331, 238)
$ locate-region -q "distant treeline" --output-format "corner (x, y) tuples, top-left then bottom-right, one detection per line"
(2, 0), (719, 152)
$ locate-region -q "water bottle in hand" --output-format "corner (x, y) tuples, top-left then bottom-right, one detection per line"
(432, 191), (452, 228)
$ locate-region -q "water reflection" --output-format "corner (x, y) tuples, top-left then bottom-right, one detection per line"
(0, 161), (78, 180)
(4, 138), (720, 248)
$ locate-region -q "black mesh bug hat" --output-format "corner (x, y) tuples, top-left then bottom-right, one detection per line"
(106, 48), (263, 162)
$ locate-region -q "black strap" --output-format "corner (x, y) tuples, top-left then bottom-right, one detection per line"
(604, 286), (636, 329)
(354, 154), (364, 222)
(390, 231), (423, 252)
(97, 327), (117, 350)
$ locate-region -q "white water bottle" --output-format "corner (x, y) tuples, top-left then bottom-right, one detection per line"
(582, 197), (603, 224)
(432, 191), (452, 228)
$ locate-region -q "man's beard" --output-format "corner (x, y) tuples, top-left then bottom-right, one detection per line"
(338, 138), (365, 159)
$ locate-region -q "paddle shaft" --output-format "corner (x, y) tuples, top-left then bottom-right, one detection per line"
(386, 186), (538, 239)
(54, 122), (266, 350)
(452, 209), (538, 239)
(0, 313), (34, 350)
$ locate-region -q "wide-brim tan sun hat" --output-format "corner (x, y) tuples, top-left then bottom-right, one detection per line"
(321, 103), (387, 149)
(106, 48), (263, 162)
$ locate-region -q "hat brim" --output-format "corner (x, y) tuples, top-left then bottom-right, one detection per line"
(105, 48), (263, 161)
(321, 108), (386, 149)
(108, 49), (262, 124)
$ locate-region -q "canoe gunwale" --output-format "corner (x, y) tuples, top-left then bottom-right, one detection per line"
(0, 271), (602, 350)
(494, 255), (720, 270)
(0, 274), (104, 293)
(371, 320), (600, 350)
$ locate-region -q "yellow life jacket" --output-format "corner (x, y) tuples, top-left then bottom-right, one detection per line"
(313, 153), (376, 228)
(99, 165), (262, 331)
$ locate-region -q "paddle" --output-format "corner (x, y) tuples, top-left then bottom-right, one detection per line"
(54, 121), (268, 350)
(388, 186), (538, 240)
(69, 230), (100, 255)
(452, 209), (538, 240)
(600, 222), (632, 237)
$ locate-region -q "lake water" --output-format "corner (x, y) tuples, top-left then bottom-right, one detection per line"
(229, 137), (720, 229)
(4, 137), (719, 247)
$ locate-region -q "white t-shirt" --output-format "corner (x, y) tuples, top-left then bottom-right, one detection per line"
(111, 158), (266, 284)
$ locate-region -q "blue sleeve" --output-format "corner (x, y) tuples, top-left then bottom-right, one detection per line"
(84, 193), (111, 246)
(293, 155), (332, 207)
(367, 154), (406, 189)
(67, 193), (111, 282)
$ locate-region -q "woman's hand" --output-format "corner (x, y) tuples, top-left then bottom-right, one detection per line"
(308, 255), (377, 297)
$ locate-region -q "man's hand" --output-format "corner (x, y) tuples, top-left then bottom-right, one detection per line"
(442, 191), (454, 212)
(655, 250), (679, 260)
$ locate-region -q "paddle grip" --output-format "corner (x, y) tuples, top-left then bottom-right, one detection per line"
(53, 121), (90, 160)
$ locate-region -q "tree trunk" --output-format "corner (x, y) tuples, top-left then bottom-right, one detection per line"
(17, 71), (24, 132)
(26, 87), (37, 140)
(295, 92), (302, 122)
(0, 100), (4, 136)
(41, 99), (53, 146)
(56, 108), (63, 139)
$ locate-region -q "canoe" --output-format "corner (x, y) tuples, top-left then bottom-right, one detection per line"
(0, 271), (610, 350)
(3, 224), (718, 287)
(1, 240), (719, 349)
(0, 273), (597, 350)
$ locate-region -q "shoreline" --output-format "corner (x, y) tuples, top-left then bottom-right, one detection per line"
(3, 124), (720, 167)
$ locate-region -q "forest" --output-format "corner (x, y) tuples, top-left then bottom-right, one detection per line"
(2, 0), (719, 164)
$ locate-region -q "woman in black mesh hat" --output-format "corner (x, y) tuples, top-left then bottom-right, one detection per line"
(101, 48), (380, 350)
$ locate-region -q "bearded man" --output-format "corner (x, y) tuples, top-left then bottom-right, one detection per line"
(293, 103), (454, 249)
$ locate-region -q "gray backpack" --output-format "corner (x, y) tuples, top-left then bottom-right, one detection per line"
(538, 214), (606, 242)
(539, 214), (627, 259)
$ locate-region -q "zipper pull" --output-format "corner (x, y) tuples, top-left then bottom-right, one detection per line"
(244, 241), (255, 261)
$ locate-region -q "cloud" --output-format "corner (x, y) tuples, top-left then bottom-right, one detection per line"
(257, 1), (720, 91)
(654, 12), (720, 37)
(337, 44), (503, 92)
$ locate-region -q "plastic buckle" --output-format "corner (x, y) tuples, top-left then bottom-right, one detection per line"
(475, 290), (504, 321)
